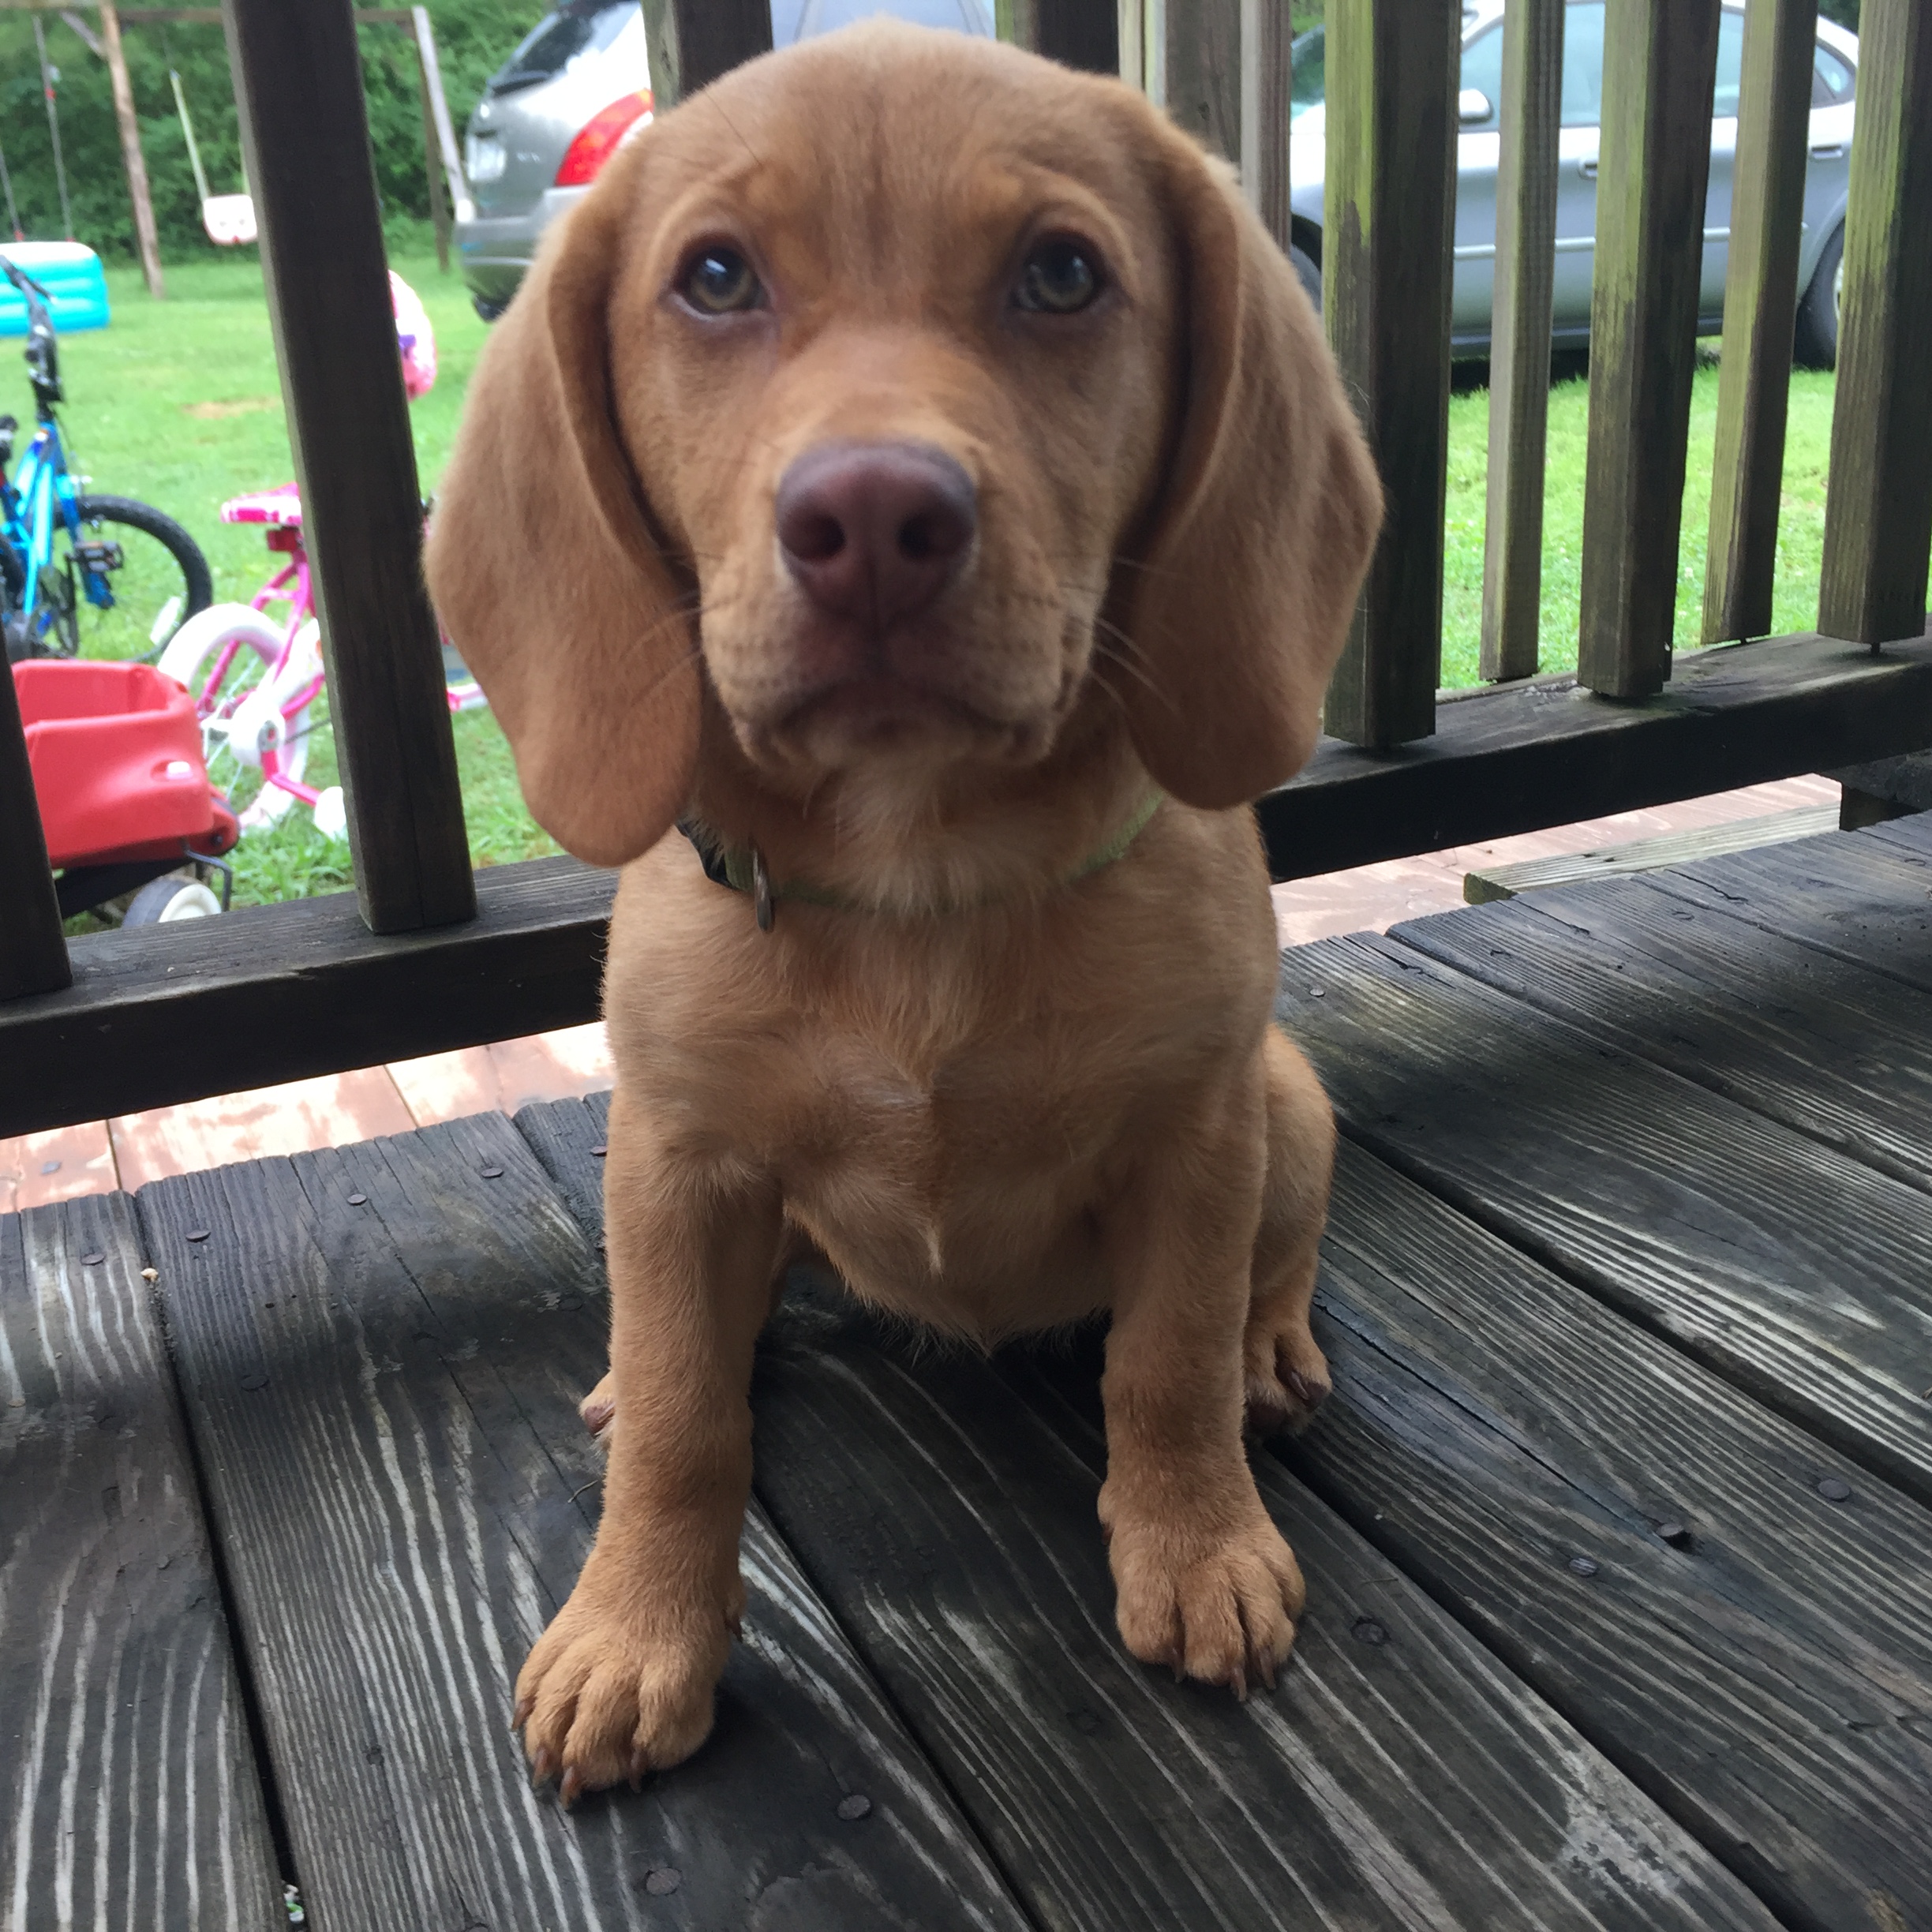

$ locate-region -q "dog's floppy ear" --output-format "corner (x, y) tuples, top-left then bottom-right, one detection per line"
(1114, 127), (1382, 810)
(426, 148), (698, 869)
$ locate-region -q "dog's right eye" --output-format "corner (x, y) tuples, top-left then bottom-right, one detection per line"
(680, 247), (762, 316)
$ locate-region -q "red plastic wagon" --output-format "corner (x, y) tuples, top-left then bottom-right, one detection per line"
(15, 657), (239, 923)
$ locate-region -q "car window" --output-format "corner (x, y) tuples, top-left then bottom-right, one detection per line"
(1713, 9), (1745, 117)
(1290, 26), (1325, 125)
(1459, 23), (1503, 129)
(1562, 2), (1605, 127)
(1813, 42), (1855, 106)
(487, 1), (638, 97)
(774, 0), (994, 44)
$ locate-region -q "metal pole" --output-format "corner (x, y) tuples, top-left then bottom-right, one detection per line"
(31, 14), (74, 240)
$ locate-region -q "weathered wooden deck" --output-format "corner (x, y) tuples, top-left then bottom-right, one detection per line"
(6, 814), (1931, 1932)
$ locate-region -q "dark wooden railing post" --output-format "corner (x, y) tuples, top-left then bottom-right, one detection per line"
(0, 663), (71, 1000)
(1479, 0), (1563, 683)
(223, 0), (474, 935)
(641, 0), (773, 107)
(1320, 0), (1458, 748)
(1702, 0), (1818, 647)
(1239, 0), (1293, 252)
(1026, 0), (1119, 75)
(1575, 0), (1720, 699)
(1817, 0), (1932, 647)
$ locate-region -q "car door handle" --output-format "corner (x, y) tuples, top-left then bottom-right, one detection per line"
(1578, 157), (1598, 179)
(1810, 142), (1845, 159)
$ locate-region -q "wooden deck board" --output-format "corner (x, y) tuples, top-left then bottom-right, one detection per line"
(1638, 816), (1932, 995)
(0, 1192), (283, 1930)
(1278, 1142), (1932, 1932)
(1274, 931), (1932, 1508)
(137, 1114), (1029, 1932)
(1387, 867), (1932, 1191)
(519, 1095), (1775, 1932)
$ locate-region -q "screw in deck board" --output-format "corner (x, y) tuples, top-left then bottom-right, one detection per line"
(1568, 1555), (1599, 1577)
(837, 1792), (874, 1820)
(1817, 1477), (1852, 1502)
(1576, 0), (1721, 698)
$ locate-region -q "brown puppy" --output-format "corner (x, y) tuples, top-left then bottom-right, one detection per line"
(427, 22), (1380, 1800)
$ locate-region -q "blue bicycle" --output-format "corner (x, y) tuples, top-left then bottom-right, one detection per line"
(1, 258), (211, 663)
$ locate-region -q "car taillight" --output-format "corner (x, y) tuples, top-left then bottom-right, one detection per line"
(554, 90), (653, 187)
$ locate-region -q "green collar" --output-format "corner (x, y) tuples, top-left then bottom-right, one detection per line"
(680, 790), (1164, 931)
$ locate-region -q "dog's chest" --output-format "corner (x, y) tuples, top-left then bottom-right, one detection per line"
(780, 1014), (1154, 1332)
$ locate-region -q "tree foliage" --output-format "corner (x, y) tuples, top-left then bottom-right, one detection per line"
(0, 1), (546, 261)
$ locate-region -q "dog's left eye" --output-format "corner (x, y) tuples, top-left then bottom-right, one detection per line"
(680, 247), (762, 315)
(1014, 238), (1103, 315)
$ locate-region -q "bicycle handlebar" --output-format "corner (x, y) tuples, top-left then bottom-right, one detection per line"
(1, 257), (53, 320)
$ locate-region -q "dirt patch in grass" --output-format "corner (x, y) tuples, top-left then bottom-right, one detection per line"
(181, 396), (281, 420)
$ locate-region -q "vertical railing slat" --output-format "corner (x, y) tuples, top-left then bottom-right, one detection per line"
(1239, 0), (1293, 253)
(0, 664), (71, 1001)
(1576, 0), (1720, 699)
(1479, 0), (1563, 683)
(1162, 0), (1242, 161)
(1817, 0), (1932, 646)
(640, 0), (773, 108)
(1702, 0), (1817, 646)
(1320, 0), (1458, 749)
(223, 0), (475, 936)
(1032, 0), (1121, 74)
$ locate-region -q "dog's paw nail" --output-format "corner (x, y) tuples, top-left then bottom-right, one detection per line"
(582, 1399), (614, 1436)
(511, 1694), (534, 1732)
(530, 1745), (557, 1788)
(724, 1608), (743, 1638)
(559, 1765), (585, 1808)
(1283, 1369), (1329, 1411)
(628, 1748), (649, 1790)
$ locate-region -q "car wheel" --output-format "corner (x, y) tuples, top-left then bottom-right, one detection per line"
(1793, 223), (1842, 371)
(123, 876), (223, 927)
(1290, 244), (1321, 316)
(472, 294), (508, 323)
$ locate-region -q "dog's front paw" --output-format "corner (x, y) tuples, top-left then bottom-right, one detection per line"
(1242, 1312), (1331, 1438)
(513, 1568), (734, 1799)
(1101, 1492), (1305, 1697)
(579, 1372), (616, 1446)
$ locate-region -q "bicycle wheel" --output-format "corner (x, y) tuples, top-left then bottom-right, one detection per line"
(0, 534), (24, 662)
(157, 604), (323, 827)
(36, 493), (212, 660)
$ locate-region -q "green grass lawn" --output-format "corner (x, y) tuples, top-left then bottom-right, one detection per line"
(1440, 352), (1837, 688)
(36, 245), (1837, 915)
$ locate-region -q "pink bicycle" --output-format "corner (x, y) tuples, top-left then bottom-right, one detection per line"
(156, 272), (482, 837)
(156, 485), (483, 836)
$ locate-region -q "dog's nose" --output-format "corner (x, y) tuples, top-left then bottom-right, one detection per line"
(775, 440), (976, 631)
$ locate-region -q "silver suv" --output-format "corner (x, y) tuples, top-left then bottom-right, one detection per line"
(456, 1), (994, 320)
(1287, 0), (1859, 365)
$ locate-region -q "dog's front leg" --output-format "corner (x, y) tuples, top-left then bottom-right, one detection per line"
(515, 1091), (781, 1799)
(1097, 1065), (1305, 1696)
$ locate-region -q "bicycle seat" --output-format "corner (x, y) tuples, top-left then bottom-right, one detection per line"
(220, 483), (302, 527)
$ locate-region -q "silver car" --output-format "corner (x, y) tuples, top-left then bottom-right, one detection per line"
(456, 0), (994, 320)
(1287, 1), (1859, 365)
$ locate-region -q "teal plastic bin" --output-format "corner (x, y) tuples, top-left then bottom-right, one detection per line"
(0, 242), (111, 335)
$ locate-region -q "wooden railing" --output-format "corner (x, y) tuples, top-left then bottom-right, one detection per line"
(2, 0), (1929, 1136)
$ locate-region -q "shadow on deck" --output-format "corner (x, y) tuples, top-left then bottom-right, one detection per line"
(6, 815), (1931, 1932)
